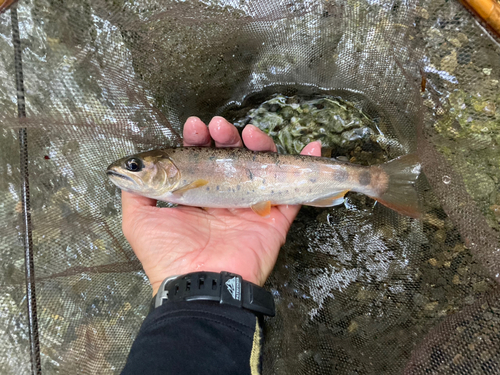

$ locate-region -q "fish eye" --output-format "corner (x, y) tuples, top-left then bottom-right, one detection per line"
(125, 158), (143, 172)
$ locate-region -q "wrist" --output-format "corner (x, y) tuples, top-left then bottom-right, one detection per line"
(151, 271), (276, 316)
(149, 267), (265, 296)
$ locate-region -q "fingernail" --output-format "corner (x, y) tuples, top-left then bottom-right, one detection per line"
(303, 141), (322, 155)
(245, 124), (263, 137)
(209, 116), (225, 131)
(310, 141), (322, 153)
(186, 116), (201, 124)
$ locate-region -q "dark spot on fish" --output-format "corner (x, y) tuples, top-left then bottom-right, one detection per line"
(247, 169), (254, 180)
(262, 179), (266, 184)
(335, 169), (349, 182)
(309, 178), (317, 183)
(216, 186), (220, 191)
(271, 190), (274, 194)
(237, 185), (241, 191)
(359, 171), (371, 186)
(183, 180), (187, 184)
(206, 187), (210, 191)
(209, 156), (215, 161)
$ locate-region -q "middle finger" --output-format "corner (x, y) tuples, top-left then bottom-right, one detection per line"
(208, 117), (243, 148)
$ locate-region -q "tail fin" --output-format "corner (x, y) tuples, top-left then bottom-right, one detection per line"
(372, 154), (421, 218)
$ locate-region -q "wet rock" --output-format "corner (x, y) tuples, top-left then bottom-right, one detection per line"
(341, 128), (372, 142)
(457, 33), (468, 44)
(448, 38), (462, 48)
(428, 258), (438, 267)
(348, 320), (359, 333)
(473, 281), (490, 293)
(413, 293), (428, 308)
(441, 50), (457, 73)
(434, 229), (447, 243)
(490, 205), (500, 218)
(468, 173), (495, 200)
(457, 45), (472, 65)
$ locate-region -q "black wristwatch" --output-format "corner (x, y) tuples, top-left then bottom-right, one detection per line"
(151, 271), (275, 317)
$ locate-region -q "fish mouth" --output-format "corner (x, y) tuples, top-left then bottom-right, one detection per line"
(106, 170), (134, 183)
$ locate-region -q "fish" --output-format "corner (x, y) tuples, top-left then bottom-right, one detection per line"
(106, 147), (421, 218)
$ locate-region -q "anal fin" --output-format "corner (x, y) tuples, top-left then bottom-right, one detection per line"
(251, 201), (272, 217)
(172, 179), (208, 197)
(304, 190), (349, 207)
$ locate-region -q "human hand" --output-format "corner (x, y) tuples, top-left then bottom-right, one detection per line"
(121, 116), (321, 295)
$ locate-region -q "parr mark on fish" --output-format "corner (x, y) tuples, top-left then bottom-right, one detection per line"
(335, 169), (349, 182)
(358, 171), (371, 186)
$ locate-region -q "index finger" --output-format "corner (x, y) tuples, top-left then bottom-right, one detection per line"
(208, 117), (243, 148)
(183, 116), (211, 147)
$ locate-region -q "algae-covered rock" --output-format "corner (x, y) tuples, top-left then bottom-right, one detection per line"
(235, 94), (394, 165)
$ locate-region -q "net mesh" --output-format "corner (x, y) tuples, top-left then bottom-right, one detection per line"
(0, 0), (499, 374)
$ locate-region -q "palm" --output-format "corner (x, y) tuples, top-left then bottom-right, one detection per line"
(124, 205), (293, 294)
(120, 116), (321, 295)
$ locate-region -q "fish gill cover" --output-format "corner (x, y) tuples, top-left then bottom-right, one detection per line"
(0, 0), (500, 374)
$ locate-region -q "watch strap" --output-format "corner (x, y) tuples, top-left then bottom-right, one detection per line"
(152, 271), (275, 316)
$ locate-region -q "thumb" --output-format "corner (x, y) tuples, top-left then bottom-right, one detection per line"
(121, 190), (156, 220)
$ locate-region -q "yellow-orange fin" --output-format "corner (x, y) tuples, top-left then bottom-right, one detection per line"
(251, 201), (272, 217)
(172, 179), (208, 196)
(304, 190), (349, 207)
(371, 153), (421, 218)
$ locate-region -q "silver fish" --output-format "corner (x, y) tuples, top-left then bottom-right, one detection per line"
(107, 147), (421, 217)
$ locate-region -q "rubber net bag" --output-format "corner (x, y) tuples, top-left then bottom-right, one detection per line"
(0, 0), (499, 374)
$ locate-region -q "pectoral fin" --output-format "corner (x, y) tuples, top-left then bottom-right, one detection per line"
(172, 179), (209, 197)
(304, 190), (350, 207)
(251, 201), (272, 217)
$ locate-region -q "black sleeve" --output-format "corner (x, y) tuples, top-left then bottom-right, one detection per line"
(121, 301), (263, 375)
